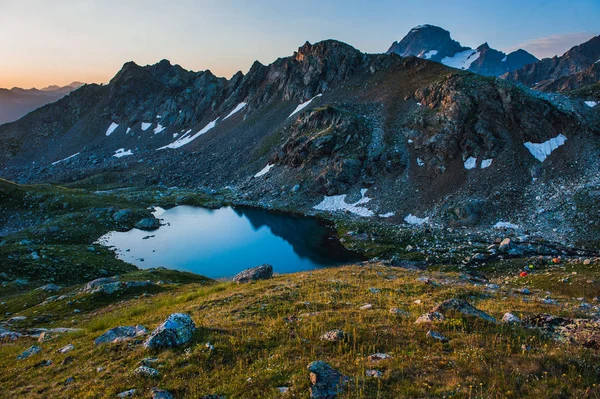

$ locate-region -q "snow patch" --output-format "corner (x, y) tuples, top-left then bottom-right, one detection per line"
(153, 123), (166, 134)
(501, 56), (507, 62)
(313, 188), (374, 217)
(158, 119), (219, 150)
(416, 158), (425, 167)
(524, 134), (567, 162)
(463, 157), (477, 170)
(223, 102), (247, 120)
(404, 214), (429, 226)
(254, 164), (274, 178)
(424, 50), (438, 59)
(141, 122), (152, 131)
(494, 221), (520, 230)
(585, 101), (597, 107)
(126, 127), (131, 134)
(442, 49), (480, 70)
(288, 94), (322, 119)
(51, 152), (80, 165)
(481, 159), (493, 169)
(378, 212), (395, 218)
(105, 122), (119, 136)
(113, 148), (133, 158)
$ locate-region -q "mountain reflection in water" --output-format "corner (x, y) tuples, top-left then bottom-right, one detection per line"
(99, 205), (361, 278)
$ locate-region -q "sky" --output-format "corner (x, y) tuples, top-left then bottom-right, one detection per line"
(1, 0), (598, 89)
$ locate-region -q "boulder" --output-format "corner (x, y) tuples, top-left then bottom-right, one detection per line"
(83, 277), (155, 295)
(144, 313), (196, 349)
(57, 344), (75, 354)
(307, 360), (350, 399)
(37, 283), (61, 292)
(113, 209), (133, 222)
(17, 345), (42, 360)
(135, 218), (161, 231)
(233, 264), (273, 283)
(117, 389), (137, 398)
(523, 314), (600, 348)
(432, 298), (496, 323)
(94, 325), (148, 345)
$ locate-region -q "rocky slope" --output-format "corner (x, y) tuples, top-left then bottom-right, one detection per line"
(0, 40), (599, 249)
(503, 35), (600, 92)
(386, 25), (538, 77)
(0, 82), (83, 125)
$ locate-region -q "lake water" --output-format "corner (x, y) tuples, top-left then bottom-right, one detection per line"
(98, 205), (361, 278)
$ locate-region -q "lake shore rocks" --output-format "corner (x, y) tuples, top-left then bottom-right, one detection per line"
(233, 264), (273, 283)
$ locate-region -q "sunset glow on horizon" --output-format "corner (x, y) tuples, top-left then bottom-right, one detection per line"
(1, 0), (599, 89)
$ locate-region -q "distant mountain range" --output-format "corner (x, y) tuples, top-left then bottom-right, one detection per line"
(503, 35), (600, 92)
(386, 25), (539, 77)
(0, 82), (84, 125)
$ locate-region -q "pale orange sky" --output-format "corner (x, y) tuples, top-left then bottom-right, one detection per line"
(1, 0), (598, 89)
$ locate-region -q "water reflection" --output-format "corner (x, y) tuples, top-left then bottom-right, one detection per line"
(99, 205), (360, 278)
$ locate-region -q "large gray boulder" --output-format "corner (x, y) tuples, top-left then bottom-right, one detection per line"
(144, 313), (196, 349)
(233, 264), (273, 283)
(135, 218), (161, 231)
(94, 325), (148, 345)
(307, 360), (350, 399)
(83, 277), (155, 295)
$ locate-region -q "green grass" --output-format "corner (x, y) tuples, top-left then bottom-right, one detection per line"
(0, 263), (599, 398)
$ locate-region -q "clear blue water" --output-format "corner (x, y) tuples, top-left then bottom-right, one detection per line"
(98, 205), (360, 278)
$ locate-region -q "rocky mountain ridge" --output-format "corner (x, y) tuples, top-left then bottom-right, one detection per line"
(0, 39), (599, 249)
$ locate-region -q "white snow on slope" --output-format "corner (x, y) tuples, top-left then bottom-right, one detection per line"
(141, 122), (152, 131)
(463, 157), (477, 170)
(158, 119), (219, 150)
(126, 127), (131, 134)
(288, 94), (322, 119)
(313, 188), (374, 217)
(223, 102), (247, 120)
(442, 49), (480, 70)
(494, 221), (520, 230)
(424, 50), (438, 59)
(105, 122), (119, 136)
(585, 101), (598, 107)
(113, 148), (133, 158)
(51, 152), (80, 165)
(254, 164), (274, 178)
(416, 158), (425, 167)
(524, 134), (567, 162)
(153, 123), (166, 134)
(379, 212), (395, 218)
(404, 214), (429, 225)
(481, 159), (493, 169)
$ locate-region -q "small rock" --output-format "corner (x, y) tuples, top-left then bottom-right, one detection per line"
(57, 344), (75, 354)
(320, 329), (349, 342)
(365, 369), (383, 378)
(151, 388), (174, 399)
(415, 311), (446, 324)
(232, 264), (273, 283)
(359, 304), (373, 310)
(426, 330), (448, 342)
(307, 360), (350, 399)
(134, 366), (159, 378)
(432, 298), (496, 323)
(17, 345), (42, 360)
(38, 283), (61, 292)
(94, 325), (148, 345)
(389, 307), (409, 316)
(117, 389), (137, 398)
(367, 353), (392, 362)
(502, 312), (521, 324)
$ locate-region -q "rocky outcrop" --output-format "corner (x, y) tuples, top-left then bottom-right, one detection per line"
(144, 313), (196, 349)
(307, 360), (350, 399)
(83, 277), (156, 295)
(320, 329), (350, 342)
(17, 345), (42, 360)
(135, 217), (161, 231)
(232, 264), (273, 283)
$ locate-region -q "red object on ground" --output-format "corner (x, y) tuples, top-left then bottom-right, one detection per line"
(552, 258), (561, 264)
(520, 271), (528, 277)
